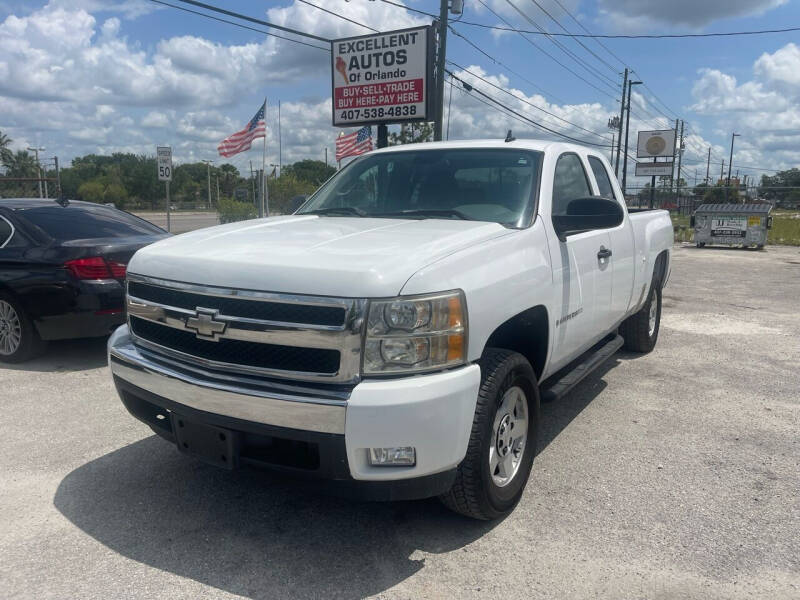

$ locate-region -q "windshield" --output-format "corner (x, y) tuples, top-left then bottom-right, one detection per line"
(298, 148), (541, 226)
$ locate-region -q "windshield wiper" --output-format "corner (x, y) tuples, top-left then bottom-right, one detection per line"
(304, 206), (367, 217)
(372, 209), (470, 220)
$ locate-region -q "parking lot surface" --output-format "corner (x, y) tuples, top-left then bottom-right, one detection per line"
(1, 244), (798, 599)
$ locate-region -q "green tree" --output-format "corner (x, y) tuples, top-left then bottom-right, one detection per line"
(267, 173), (316, 214)
(77, 180), (105, 203)
(0, 130), (12, 167)
(283, 159), (335, 186)
(389, 122), (433, 145)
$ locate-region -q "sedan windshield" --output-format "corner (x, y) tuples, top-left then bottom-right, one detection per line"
(298, 148), (541, 227)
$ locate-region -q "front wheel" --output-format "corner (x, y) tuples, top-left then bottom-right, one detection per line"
(0, 294), (46, 363)
(440, 349), (540, 520)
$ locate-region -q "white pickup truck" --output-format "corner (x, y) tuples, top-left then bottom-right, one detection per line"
(109, 139), (672, 519)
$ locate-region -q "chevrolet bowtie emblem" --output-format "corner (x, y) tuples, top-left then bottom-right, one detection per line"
(185, 307), (227, 341)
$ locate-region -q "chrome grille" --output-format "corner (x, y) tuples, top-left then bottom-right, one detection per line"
(126, 274), (366, 383)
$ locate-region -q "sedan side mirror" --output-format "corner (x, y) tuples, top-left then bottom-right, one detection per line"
(552, 197), (624, 241)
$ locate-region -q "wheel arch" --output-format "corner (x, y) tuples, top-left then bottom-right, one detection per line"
(482, 305), (549, 381)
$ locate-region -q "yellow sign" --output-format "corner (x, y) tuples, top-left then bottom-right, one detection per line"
(748, 216), (761, 227)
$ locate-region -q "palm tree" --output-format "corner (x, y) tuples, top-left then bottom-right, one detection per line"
(4, 150), (38, 178)
(0, 130), (12, 167)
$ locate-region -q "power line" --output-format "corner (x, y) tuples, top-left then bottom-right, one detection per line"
(447, 69), (612, 147)
(446, 26), (568, 104)
(172, 0), (331, 43)
(550, 0), (626, 67)
(447, 61), (609, 141)
(526, 0), (618, 74)
(469, 0), (619, 100)
(150, 0), (330, 51)
(453, 19), (800, 39)
(500, 0), (620, 91)
(296, 0), (378, 33)
(378, 0), (437, 19)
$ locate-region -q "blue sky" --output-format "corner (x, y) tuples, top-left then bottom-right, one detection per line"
(2, 0), (799, 187)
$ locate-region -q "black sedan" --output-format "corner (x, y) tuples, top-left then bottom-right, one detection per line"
(0, 199), (168, 362)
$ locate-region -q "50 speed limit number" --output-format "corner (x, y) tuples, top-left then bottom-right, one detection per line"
(157, 146), (172, 182)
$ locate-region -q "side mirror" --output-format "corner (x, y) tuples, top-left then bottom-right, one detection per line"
(289, 195), (309, 213)
(552, 197), (624, 241)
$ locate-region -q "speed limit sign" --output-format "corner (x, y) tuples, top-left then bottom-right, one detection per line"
(157, 146), (172, 181)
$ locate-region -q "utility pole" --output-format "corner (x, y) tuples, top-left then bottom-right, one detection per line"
(27, 146), (45, 198)
(216, 174), (220, 204)
(433, 0), (450, 141)
(615, 68), (628, 177)
(202, 159), (213, 209)
(54, 156), (61, 199)
(278, 100), (282, 178)
(610, 133), (615, 163)
(726, 132), (739, 201)
(705, 147), (711, 183)
(621, 79), (642, 195)
(675, 120), (685, 205)
(325, 147), (328, 167)
(720, 159), (725, 183)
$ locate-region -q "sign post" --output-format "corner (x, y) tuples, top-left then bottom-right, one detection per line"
(157, 146), (173, 232)
(636, 130), (677, 210)
(331, 26), (434, 148)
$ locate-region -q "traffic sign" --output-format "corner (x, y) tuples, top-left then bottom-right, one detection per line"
(157, 146), (173, 182)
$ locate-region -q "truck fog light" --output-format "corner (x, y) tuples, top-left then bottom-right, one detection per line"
(368, 447), (416, 466)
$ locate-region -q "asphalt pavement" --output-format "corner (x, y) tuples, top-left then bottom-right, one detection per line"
(1, 244), (798, 599)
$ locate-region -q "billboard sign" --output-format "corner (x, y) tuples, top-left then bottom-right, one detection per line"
(637, 130), (676, 158)
(635, 162), (674, 177)
(331, 26), (433, 127)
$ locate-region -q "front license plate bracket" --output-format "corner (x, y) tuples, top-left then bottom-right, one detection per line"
(171, 413), (239, 470)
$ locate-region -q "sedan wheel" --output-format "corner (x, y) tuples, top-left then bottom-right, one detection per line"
(0, 299), (22, 356)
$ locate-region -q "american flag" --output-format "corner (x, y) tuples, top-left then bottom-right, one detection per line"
(335, 126), (373, 162)
(217, 101), (266, 158)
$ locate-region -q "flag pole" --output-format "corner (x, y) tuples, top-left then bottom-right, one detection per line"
(261, 97), (268, 217)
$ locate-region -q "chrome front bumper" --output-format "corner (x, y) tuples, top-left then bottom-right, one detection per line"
(108, 326), (346, 434)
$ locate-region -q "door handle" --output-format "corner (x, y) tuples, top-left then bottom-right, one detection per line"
(597, 247), (612, 260)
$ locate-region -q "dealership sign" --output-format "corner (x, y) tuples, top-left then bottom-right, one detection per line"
(637, 129), (676, 158)
(331, 26), (434, 127)
(635, 162), (674, 177)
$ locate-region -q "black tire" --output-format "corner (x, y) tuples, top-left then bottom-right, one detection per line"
(620, 278), (662, 353)
(440, 349), (540, 520)
(696, 242), (705, 248)
(0, 292), (46, 363)
(757, 244), (764, 250)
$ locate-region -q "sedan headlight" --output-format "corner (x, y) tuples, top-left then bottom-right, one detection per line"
(364, 290), (467, 375)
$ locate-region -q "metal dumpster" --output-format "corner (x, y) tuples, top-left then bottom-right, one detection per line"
(691, 203), (773, 249)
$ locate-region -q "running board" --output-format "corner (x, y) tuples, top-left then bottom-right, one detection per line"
(540, 334), (624, 402)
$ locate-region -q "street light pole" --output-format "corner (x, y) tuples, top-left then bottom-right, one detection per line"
(726, 133), (739, 201)
(621, 80), (642, 196)
(202, 159), (214, 209)
(27, 146), (45, 198)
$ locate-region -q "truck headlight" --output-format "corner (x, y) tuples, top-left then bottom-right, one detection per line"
(363, 290), (467, 375)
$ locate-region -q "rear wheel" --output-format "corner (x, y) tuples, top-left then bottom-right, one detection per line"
(696, 242), (705, 248)
(620, 279), (662, 353)
(0, 294), (46, 363)
(440, 349), (540, 520)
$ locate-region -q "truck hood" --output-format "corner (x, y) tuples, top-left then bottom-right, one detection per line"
(128, 215), (512, 297)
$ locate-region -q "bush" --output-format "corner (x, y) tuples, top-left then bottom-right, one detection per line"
(217, 197), (257, 223)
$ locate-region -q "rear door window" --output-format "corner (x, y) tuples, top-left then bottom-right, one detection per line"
(18, 205), (165, 240)
(588, 156), (618, 201)
(552, 153), (592, 216)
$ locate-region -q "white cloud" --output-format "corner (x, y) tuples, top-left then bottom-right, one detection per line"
(598, 0), (786, 31)
(141, 111), (169, 128)
(754, 42), (800, 87)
